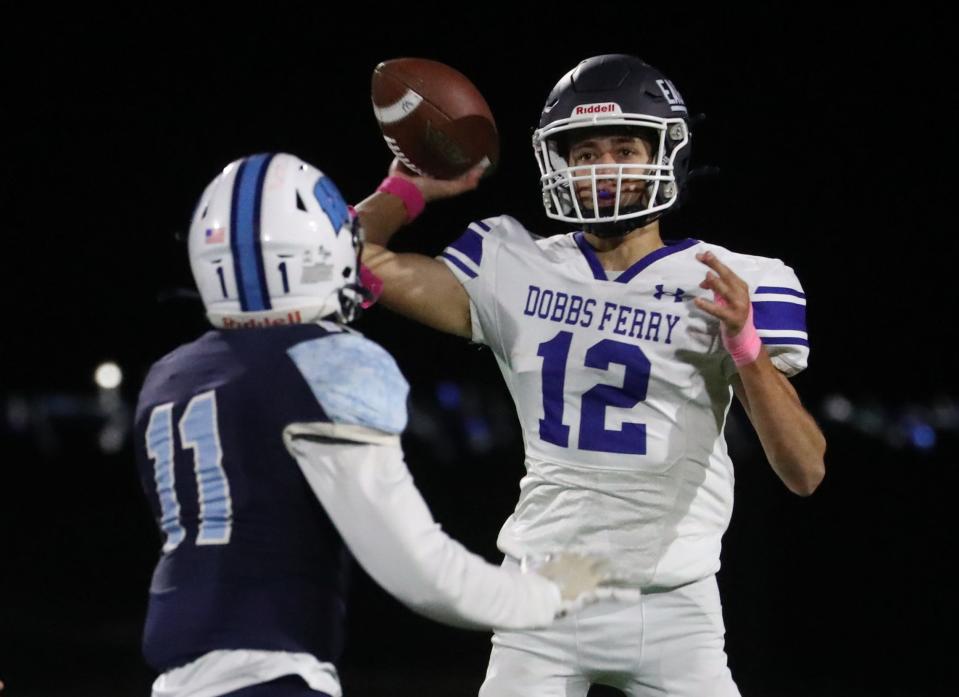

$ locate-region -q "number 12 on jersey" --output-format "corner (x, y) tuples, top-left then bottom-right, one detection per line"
(537, 331), (651, 455)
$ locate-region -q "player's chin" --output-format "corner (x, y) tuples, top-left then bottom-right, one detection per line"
(575, 191), (644, 211)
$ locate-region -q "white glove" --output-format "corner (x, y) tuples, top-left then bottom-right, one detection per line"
(521, 552), (611, 616)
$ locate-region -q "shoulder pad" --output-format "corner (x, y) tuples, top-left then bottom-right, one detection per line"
(287, 333), (409, 434)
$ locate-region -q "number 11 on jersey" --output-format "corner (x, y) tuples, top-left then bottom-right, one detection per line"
(146, 390), (233, 551)
(537, 331), (652, 455)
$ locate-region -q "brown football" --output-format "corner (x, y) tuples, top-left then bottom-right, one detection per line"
(371, 58), (499, 180)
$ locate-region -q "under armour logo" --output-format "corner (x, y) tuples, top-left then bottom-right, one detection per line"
(654, 284), (686, 302)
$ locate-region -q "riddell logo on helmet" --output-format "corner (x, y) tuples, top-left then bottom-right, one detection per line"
(221, 311), (303, 328)
(573, 103), (622, 116)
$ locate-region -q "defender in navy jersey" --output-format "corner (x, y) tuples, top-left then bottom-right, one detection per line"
(135, 153), (607, 697)
(357, 55), (827, 697)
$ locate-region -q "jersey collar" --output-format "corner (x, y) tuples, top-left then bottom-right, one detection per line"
(573, 233), (700, 283)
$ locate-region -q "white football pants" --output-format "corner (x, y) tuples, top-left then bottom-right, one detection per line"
(478, 571), (740, 697)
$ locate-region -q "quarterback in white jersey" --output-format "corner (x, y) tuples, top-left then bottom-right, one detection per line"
(440, 214), (808, 591)
(357, 55), (825, 697)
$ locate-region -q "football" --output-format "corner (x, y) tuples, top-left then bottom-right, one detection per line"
(371, 58), (499, 180)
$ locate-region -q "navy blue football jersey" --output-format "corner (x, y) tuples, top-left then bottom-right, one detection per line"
(134, 323), (373, 672)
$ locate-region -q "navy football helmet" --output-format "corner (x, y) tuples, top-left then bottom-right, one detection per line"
(532, 55), (692, 237)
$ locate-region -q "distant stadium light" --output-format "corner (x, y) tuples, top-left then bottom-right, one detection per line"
(823, 394), (853, 422)
(99, 423), (126, 453)
(908, 422), (936, 451)
(94, 362), (123, 390)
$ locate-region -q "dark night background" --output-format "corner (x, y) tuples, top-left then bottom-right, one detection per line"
(1, 6), (956, 697)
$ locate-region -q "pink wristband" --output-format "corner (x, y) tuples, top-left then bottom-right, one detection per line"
(377, 176), (425, 223)
(721, 302), (762, 367)
(359, 263), (383, 309)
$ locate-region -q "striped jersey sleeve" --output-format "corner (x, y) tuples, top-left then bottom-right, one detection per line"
(437, 217), (501, 347)
(750, 260), (809, 376)
(439, 219), (491, 282)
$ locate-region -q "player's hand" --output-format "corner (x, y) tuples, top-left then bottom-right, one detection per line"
(522, 552), (609, 603)
(387, 158), (487, 203)
(694, 250), (751, 337)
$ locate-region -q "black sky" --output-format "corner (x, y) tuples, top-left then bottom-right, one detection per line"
(2, 7), (956, 400)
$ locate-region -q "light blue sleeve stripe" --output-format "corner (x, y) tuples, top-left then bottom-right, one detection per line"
(288, 334), (409, 435)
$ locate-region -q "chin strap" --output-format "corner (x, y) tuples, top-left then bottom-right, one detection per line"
(337, 283), (372, 324)
(582, 213), (664, 238)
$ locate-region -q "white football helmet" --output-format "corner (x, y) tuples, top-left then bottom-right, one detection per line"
(188, 153), (366, 329)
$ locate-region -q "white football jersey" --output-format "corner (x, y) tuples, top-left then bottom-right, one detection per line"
(440, 215), (809, 589)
